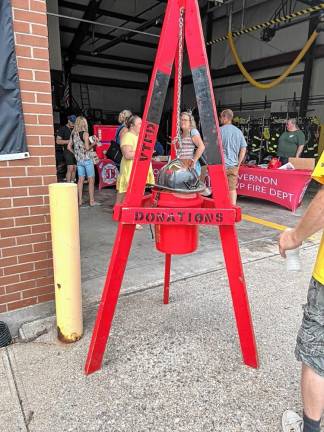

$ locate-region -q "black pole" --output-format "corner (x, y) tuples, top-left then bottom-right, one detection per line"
(206, 13), (213, 64)
(299, 13), (319, 118)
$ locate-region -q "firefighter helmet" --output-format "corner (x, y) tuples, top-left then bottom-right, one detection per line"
(155, 159), (206, 193)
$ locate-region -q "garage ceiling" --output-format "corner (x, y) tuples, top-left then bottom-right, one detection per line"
(52, 0), (316, 89)
(56, 0), (221, 77)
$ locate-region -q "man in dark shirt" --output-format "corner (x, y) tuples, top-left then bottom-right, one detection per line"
(56, 115), (77, 182)
(277, 118), (305, 165)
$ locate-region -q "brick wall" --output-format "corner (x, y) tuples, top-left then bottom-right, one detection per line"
(0, 0), (56, 313)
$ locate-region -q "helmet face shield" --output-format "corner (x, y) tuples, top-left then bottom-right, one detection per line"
(156, 159), (206, 193)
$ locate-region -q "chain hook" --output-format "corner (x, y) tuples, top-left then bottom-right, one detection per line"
(175, 7), (185, 157)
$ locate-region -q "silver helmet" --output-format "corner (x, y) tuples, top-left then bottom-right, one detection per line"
(155, 159), (206, 193)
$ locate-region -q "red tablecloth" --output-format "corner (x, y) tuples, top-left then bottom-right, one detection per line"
(96, 161), (311, 211)
(237, 166), (312, 211)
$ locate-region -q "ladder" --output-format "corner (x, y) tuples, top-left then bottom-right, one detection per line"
(79, 83), (91, 111)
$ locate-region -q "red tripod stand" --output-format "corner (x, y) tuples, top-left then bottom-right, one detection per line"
(85, 0), (259, 375)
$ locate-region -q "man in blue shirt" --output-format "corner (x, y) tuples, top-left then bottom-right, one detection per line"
(220, 109), (247, 205)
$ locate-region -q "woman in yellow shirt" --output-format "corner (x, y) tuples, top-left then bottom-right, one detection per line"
(116, 115), (155, 206)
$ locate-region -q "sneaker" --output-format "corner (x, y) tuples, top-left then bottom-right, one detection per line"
(282, 410), (303, 432)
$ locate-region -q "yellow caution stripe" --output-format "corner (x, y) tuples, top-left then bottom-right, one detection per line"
(242, 214), (288, 231)
(242, 213), (319, 242)
(206, 3), (324, 46)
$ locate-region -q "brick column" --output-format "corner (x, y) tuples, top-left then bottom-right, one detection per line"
(0, 0), (56, 313)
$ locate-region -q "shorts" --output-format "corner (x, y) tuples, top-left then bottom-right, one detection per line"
(77, 159), (95, 178)
(295, 277), (324, 377)
(226, 166), (239, 191)
(63, 149), (76, 166)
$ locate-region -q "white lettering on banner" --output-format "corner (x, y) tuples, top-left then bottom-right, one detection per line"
(242, 183), (267, 194)
(238, 173), (278, 186)
(237, 171), (296, 202)
(269, 188), (294, 202)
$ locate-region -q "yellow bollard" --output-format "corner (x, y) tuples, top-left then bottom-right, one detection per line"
(49, 183), (83, 343)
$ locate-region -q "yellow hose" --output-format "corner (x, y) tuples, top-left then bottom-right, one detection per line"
(227, 30), (319, 90)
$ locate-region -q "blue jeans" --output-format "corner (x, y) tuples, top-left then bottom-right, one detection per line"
(77, 159), (95, 178)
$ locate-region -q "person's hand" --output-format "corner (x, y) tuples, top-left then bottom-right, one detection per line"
(188, 159), (195, 168)
(279, 228), (302, 258)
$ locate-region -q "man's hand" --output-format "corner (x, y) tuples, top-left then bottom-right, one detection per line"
(279, 228), (302, 258)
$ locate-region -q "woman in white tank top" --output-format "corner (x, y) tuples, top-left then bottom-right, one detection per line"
(177, 111), (205, 170)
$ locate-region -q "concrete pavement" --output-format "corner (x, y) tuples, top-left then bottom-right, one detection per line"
(2, 185), (319, 335)
(1, 246), (323, 431)
(1, 185), (323, 431)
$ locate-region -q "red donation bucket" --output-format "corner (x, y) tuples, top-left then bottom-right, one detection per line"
(152, 189), (203, 255)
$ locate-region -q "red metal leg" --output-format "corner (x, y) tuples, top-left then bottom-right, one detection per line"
(185, 1), (259, 368)
(85, 0), (181, 374)
(163, 253), (171, 304)
(219, 225), (259, 368)
(85, 224), (135, 375)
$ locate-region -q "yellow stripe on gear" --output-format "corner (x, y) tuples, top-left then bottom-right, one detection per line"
(312, 151), (324, 284)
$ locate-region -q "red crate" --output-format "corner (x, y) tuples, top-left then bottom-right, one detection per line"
(93, 124), (118, 143)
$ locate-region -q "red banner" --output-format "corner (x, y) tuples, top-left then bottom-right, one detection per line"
(237, 166), (312, 211)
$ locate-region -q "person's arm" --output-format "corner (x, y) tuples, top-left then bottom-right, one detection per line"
(296, 145), (304, 158)
(191, 134), (205, 163)
(56, 136), (70, 145)
(279, 186), (324, 256)
(119, 127), (128, 142)
(120, 132), (136, 159)
(238, 132), (247, 166)
(67, 138), (73, 153)
(295, 131), (305, 158)
(83, 132), (95, 151)
(121, 145), (135, 160)
(238, 147), (247, 166)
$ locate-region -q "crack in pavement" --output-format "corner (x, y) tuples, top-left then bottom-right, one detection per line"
(2, 347), (32, 431)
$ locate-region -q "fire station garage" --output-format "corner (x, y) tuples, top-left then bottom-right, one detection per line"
(1, 1), (324, 431)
